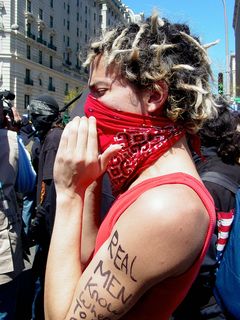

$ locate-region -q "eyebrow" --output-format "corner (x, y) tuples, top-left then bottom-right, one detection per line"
(88, 80), (110, 90)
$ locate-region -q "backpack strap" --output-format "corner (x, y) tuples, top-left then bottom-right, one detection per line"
(200, 171), (239, 195)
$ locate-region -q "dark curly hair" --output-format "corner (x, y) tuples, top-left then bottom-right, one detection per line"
(84, 13), (217, 132)
(199, 97), (240, 164)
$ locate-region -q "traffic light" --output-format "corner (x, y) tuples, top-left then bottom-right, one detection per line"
(218, 72), (224, 95)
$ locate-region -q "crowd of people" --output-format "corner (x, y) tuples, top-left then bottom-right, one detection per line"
(0, 12), (240, 320)
(0, 91), (64, 319)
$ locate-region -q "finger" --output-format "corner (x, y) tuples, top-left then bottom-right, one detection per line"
(86, 116), (98, 160)
(76, 116), (88, 158)
(99, 144), (122, 172)
(66, 117), (81, 154)
(57, 121), (72, 156)
(54, 125), (69, 178)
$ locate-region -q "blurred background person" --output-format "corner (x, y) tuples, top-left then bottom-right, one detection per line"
(27, 94), (64, 320)
(0, 91), (36, 319)
(173, 97), (240, 320)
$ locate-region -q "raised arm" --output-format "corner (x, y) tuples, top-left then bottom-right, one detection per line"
(44, 116), (121, 319)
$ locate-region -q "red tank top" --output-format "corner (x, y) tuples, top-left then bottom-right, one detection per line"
(94, 172), (216, 319)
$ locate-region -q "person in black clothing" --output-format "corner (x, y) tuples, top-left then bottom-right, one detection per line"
(172, 97), (240, 320)
(28, 94), (64, 320)
(198, 103), (240, 212)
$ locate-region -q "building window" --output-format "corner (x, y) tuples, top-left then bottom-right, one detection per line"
(49, 36), (56, 51)
(67, 20), (70, 30)
(85, 6), (87, 14)
(77, 0), (79, 7)
(85, 34), (87, 43)
(77, 12), (79, 21)
(66, 53), (70, 64)
(39, 78), (42, 86)
(26, 68), (30, 79)
(26, 22), (31, 36)
(38, 29), (43, 40)
(39, 8), (43, 19)
(39, 50), (43, 64)
(24, 94), (30, 109)
(48, 77), (55, 91)
(67, 4), (70, 14)
(27, 45), (31, 59)
(26, 23), (35, 39)
(26, 0), (31, 12)
(25, 69), (33, 85)
(85, 20), (87, 28)
(65, 83), (69, 95)
(27, 22), (31, 33)
(50, 16), (53, 28)
(50, 56), (53, 69)
(50, 0), (53, 8)
(77, 27), (79, 37)
(67, 36), (70, 46)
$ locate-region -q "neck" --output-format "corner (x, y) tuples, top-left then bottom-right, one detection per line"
(129, 136), (200, 189)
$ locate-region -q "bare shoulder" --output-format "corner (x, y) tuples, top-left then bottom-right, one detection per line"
(114, 183), (210, 280)
(138, 183), (209, 225)
(121, 183), (209, 232)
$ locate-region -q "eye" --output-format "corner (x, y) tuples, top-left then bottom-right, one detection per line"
(91, 88), (107, 98)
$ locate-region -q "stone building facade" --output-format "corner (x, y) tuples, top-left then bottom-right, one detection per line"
(0, 0), (143, 114)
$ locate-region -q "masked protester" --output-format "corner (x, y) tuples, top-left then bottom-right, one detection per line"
(28, 95), (60, 139)
(28, 94), (64, 320)
(45, 14), (217, 320)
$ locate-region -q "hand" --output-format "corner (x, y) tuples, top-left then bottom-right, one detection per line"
(54, 116), (121, 197)
(12, 106), (22, 123)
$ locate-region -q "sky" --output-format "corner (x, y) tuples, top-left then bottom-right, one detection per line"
(123, 0), (235, 90)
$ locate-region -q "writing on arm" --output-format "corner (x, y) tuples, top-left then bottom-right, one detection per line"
(69, 230), (138, 320)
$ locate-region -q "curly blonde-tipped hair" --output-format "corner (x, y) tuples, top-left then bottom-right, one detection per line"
(84, 13), (218, 132)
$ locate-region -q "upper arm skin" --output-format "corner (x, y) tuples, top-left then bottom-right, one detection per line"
(65, 184), (209, 320)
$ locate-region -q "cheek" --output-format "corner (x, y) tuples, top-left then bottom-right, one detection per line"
(99, 87), (142, 112)
(99, 94), (122, 110)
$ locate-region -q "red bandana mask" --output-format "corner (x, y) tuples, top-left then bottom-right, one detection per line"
(84, 94), (185, 196)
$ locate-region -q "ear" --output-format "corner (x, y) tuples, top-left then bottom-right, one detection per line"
(146, 81), (168, 114)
